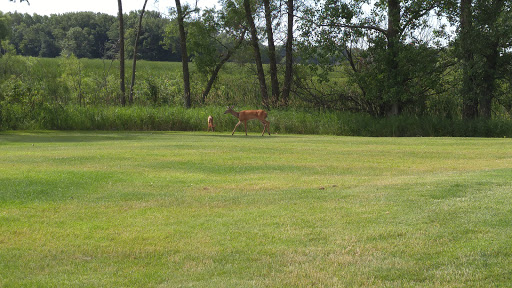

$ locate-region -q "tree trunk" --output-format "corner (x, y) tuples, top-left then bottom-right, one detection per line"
(385, 0), (401, 116)
(263, 0), (279, 104)
(175, 0), (191, 108)
(460, 0), (477, 119)
(202, 29), (246, 103)
(478, 0), (504, 119)
(117, 0), (126, 106)
(129, 0), (148, 105)
(201, 56), (229, 104)
(243, 0), (270, 108)
(77, 60), (83, 107)
(282, 0), (294, 106)
(479, 41), (499, 118)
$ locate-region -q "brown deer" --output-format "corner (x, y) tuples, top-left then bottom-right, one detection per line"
(224, 106), (270, 136)
(207, 115), (215, 132)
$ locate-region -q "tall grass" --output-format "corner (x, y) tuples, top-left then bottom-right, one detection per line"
(2, 104), (512, 137)
(0, 55), (265, 108)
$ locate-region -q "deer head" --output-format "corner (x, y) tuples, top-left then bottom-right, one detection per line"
(224, 106), (234, 114)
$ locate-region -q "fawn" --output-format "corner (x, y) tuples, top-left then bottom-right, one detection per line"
(207, 115), (216, 132)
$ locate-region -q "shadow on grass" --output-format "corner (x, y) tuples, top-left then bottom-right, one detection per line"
(0, 131), (165, 144)
(0, 131), (304, 145)
(194, 133), (302, 139)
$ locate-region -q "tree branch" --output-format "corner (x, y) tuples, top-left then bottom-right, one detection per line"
(317, 22), (388, 36)
(295, 12), (388, 37)
(401, 4), (437, 33)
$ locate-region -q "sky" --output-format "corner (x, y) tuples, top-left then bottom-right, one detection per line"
(3, 0), (220, 16)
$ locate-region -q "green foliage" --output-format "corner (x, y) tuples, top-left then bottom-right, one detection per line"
(3, 1), (512, 122)
(60, 27), (95, 58)
(0, 57), (511, 136)
(0, 39), (16, 56)
(0, 12), (10, 42)
(296, 0), (464, 116)
(323, 0), (354, 22)
(187, 13), (221, 76)
(124, 10), (175, 61)
(0, 55), (58, 129)
(184, 5), (247, 83)
(7, 11), (176, 60)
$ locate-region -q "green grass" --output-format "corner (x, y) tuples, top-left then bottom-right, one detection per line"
(1, 131), (512, 287)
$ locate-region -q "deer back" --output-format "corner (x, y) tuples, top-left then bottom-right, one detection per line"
(239, 110), (267, 121)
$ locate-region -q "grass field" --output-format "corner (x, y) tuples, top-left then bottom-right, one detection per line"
(1, 131), (512, 287)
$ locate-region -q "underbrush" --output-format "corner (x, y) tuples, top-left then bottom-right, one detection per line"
(1, 104), (511, 137)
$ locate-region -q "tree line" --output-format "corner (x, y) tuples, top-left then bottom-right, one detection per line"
(1, 10), (179, 61)
(1, 0), (512, 120)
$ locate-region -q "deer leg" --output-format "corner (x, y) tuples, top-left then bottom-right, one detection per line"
(260, 120), (270, 136)
(244, 121), (248, 136)
(260, 120), (266, 136)
(232, 121), (241, 135)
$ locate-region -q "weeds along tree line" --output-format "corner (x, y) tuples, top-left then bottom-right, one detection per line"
(1, 0), (512, 135)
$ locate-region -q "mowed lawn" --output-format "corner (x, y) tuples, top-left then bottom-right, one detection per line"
(1, 131), (512, 287)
